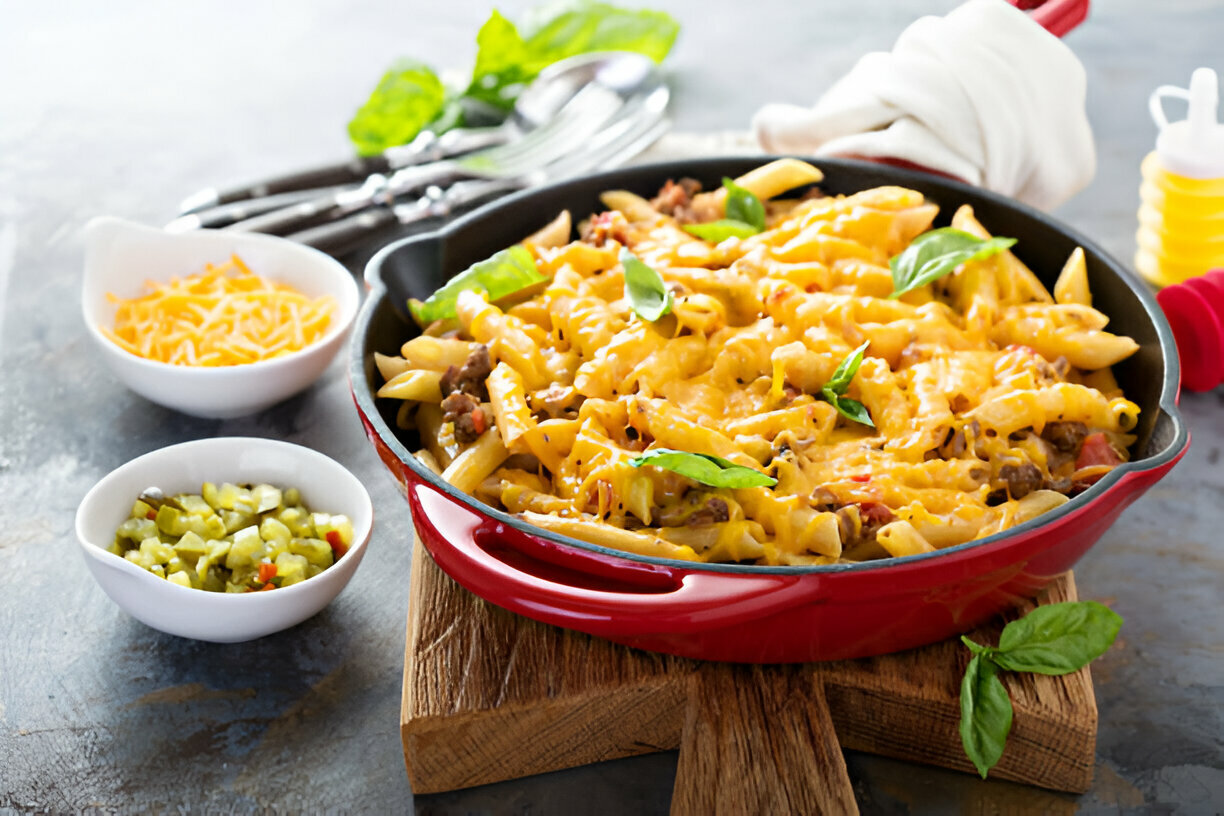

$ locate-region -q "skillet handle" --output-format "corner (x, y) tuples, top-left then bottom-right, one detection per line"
(409, 483), (823, 637)
(1011, 0), (1090, 37)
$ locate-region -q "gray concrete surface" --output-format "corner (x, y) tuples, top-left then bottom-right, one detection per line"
(1, 1), (1220, 813)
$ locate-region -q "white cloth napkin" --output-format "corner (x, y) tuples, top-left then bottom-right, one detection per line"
(752, 0), (1095, 211)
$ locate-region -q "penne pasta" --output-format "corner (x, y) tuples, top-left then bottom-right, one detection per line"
(376, 161), (1141, 566)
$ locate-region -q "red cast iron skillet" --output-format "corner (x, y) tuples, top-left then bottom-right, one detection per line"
(350, 156), (1188, 663)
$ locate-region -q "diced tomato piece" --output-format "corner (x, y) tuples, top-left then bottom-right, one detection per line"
(259, 581), (276, 591)
(849, 474), (871, 483)
(146, 510), (157, 520)
(471, 407), (487, 435)
(858, 502), (895, 526)
(326, 530), (348, 558)
(1076, 433), (1122, 470)
(258, 562), (277, 584)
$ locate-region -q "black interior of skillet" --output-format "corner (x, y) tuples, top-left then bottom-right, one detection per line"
(361, 156), (1179, 485)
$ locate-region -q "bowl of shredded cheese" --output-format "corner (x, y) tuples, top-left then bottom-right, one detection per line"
(82, 217), (359, 418)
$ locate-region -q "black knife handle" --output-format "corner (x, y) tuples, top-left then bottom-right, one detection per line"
(289, 207), (401, 256)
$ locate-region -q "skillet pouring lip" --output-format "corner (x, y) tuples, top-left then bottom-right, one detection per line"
(351, 155), (1189, 577)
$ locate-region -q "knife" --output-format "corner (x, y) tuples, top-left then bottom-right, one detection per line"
(176, 126), (510, 215)
(223, 82), (624, 237)
(165, 185), (358, 232)
(288, 106), (672, 257)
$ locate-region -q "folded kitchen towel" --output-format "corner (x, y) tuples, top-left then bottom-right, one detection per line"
(752, 0), (1095, 211)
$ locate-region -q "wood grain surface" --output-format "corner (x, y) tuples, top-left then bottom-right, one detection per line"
(402, 536), (1098, 805)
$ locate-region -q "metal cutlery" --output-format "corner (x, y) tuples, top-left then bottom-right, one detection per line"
(287, 89), (671, 256)
(165, 185), (359, 232)
(177, 51), (663, 215)
(223, 80), (627, 236)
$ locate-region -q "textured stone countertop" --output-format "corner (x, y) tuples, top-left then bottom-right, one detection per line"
(1, 1), (1219, 813)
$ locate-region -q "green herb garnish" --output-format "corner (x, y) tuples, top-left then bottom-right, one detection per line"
(819, 342), (874, 427)
(347, 61), (447, 158)
(621, 248), (673, 322)
(409, 245), (546, 325)
(466, 4), (680, 113)
(348, 3), (680, 155)
(683, 178), (767, 243)
(629, 449), (777, 488)
(723, 178), (766, 230)
(959, 600), (1123, 778)
(888, 228), (1016, 299)
(683, 220), (760, 242)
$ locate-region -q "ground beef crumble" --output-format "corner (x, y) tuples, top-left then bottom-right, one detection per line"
(439, 344), (491, 400)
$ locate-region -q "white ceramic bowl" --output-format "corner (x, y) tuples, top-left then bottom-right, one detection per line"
(82, 217), (360, 419)
(74, 437), (374, 643)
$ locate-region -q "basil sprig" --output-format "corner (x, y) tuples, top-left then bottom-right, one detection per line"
(409, 244), (546, 324)
(959, 600), (1123, 778)
(889, 228), (1017, 299)
(621, 248), (673, 322)
(819, 342), (874, 426)
(629, 448), (777, 488)
(683, 178), (767, 243)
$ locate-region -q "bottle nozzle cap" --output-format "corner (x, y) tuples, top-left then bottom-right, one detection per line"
(1151, 67), (1224, 179)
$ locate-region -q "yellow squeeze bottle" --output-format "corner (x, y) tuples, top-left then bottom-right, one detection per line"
(1136, 68), (1224, 287)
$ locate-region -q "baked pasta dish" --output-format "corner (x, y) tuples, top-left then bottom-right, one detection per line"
(375, 159), (1141, 566)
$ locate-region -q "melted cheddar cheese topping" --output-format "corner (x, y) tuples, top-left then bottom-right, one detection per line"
(378, 160), (1141, 565)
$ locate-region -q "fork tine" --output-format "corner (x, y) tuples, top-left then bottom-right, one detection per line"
(455, 84), (623, 177)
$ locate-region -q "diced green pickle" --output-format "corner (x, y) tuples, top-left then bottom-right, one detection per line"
(278, 506), (312, 537)
(111, 481), (351, 593)
(173, 531), (209, 560)
(274, 552), (310, 586)
(177, 494), (213, 517)
(251, 484), (282, 514)
(290, 538), (334, 569)
(220, 510), (254, 535)
(260, 517), (292, 547)
(225, 525), (265, 570)
(117, 517), (158, 544)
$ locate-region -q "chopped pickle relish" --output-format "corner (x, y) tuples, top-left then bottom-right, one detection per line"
(110, 482), (354, 592)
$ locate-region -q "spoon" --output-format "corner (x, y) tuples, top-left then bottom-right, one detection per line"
(177, 51), (663, 216)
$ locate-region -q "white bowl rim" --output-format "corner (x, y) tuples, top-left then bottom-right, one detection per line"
(75, 436), (374, 602)
(80, 216), (360, 378)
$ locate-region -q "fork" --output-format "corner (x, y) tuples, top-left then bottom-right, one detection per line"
(224, 83), (625, 236)
(287, 88), (670, 256)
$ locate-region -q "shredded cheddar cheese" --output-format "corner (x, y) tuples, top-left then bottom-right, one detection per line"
(104, 255), (335, 366)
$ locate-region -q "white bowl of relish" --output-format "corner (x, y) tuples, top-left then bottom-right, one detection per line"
(74, 436), (374, 642)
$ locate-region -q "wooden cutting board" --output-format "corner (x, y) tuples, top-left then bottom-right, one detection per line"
(401, 537), (1097, 813)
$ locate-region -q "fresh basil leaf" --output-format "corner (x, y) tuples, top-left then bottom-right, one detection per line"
(960, 635), (992, 657)
(621, 249), (673, 322)
(959, 655), (1014, 779)
(991, 601), (1123, 676)
(466, 3), (680, 112)
(410, 245), (546, 325)
(889, 228), (1017, 299)
(347, 60), (446, 157)
(824, 342), (870, 396)
(630, 448), (777, 488)
(824, 394), (875, 427)
(815, 343), (874, 426)
(723, 178), (766, 232)
(683, 219), (760, 242)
